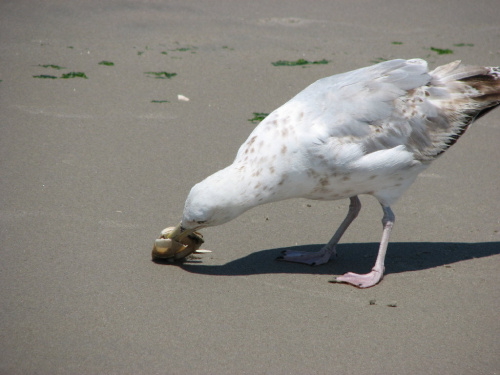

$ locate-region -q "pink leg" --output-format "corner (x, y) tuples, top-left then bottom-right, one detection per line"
(331, 205), (394, 288)
(277, 196), (361, 266)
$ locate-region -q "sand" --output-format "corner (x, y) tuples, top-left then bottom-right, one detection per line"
(1, 0), (499, 374)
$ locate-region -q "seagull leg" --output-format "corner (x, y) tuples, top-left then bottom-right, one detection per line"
(331, 205), (394, 288)
(277, 196), (361, 266)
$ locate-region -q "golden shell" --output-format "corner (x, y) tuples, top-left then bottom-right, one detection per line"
(152, 226), (204, 261)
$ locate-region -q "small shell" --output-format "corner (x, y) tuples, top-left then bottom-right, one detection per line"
(152, 226), (204, 261)
(152, 238), (187, 259)
(160, 227), (176, 237)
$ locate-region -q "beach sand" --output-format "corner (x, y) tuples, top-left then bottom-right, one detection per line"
(1, 1), (499, 373)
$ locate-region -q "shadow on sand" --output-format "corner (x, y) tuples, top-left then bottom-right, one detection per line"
(154, 241), (500, 277)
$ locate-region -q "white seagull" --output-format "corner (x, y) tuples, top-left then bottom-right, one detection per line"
(165, 58), (500, 288)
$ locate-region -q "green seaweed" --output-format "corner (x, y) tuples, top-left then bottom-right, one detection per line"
(160, 51), (168, 55)
(392, 41), (403, 45)
(151, 100), (169, 103)
(170, 45), (197, 52)
(430, 47), (453, 55)
(453, 43), (474, 47)
(61, 72), (88, 79)
(33, 74), (58, 79)
(137, 51), (144, 56)
(98, 61), (114, 66)
(145, 71), (177, 79)
(248, 112), (269, 123)
(272, 59), (329, 66)
(38, 64), (66, 70)
(370, 57), (388, 64)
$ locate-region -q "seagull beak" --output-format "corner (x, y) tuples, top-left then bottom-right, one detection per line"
(167, 222), (199, 242)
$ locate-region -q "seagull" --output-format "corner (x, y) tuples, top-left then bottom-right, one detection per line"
(166, 58), (500, 288)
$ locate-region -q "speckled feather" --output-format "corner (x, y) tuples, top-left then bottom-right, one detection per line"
(182, 59), (499, 228)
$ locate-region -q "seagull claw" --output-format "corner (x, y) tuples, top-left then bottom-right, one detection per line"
(330, 270), (384, 288)
(277, 246), (335, 266)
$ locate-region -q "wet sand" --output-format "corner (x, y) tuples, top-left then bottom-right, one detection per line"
(1, 1), (499, 374)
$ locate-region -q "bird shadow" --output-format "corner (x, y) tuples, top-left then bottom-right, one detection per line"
(154, 241), (500, 277)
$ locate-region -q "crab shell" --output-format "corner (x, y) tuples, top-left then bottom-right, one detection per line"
(152, 226), (204, 261)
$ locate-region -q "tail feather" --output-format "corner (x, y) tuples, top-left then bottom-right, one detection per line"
(427, 62), (500, 156)
(457, 66), (500, 123)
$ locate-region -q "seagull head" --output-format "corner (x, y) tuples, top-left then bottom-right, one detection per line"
(174, 165), (253, 241)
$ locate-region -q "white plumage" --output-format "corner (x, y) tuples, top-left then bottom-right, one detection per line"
(176, 58), (500, 288)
